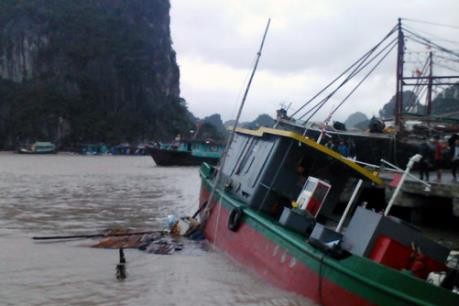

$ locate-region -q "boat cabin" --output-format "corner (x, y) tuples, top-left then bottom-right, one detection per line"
(220, 127), (383, 222)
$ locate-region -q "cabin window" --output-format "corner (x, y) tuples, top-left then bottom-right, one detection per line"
(226, 136), (250, 176)
(250, 140), (276, 188)
(235, 139), (258, 175)
(223, 134), (250, 176)
(244, 157), (255, 174)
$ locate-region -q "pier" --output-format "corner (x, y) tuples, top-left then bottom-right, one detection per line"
(380, 170), (459, 216)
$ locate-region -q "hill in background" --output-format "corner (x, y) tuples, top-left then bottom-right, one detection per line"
(0, 0), (194, 149)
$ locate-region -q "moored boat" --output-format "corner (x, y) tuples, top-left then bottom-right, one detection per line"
(18, 141), (56, 154)
(197, 127), (459, 305)
(148, 140), (224, 166)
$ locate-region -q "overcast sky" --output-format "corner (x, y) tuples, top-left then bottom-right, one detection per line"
(170, 0), (459, 123)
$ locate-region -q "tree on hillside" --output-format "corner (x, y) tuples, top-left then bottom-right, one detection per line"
(344, 112), (368, 128)
(242, 114), (275, 129)
(193, 114), (227, 144)
(431, 84), (459, 118)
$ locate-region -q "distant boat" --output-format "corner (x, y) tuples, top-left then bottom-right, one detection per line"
(78, 143), (109, 155)
(111, 143), (147, 155)
(111, 143), (132, 155)
(147, 140), (224, 166)
(18, 142), (56, 154)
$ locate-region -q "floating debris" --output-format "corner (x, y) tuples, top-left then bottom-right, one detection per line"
(92, 217), (203, 255)
(32, 216), (204, 255)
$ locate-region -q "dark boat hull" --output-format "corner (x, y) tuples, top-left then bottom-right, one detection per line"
(148, 148), (220, 166)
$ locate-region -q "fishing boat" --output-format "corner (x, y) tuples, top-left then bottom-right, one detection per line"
(78, 143), (109, 155)
(17, 141), (56, 154)
(148, 140), (224, 166)
(197, 127), (459, 305)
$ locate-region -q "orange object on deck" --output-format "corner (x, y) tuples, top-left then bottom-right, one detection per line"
(368, 235), (412, 270)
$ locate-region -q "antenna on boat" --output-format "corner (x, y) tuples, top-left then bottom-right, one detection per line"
(394, 17), (405, 130)
(229, 18), (271, 133)
(200, 19), (271, 231)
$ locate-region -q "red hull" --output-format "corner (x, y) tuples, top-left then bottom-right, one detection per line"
(200, 188), (371, 306)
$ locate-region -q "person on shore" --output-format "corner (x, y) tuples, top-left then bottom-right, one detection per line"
(433, 136), (444, 182)
(418, 141), (432, 181)
(448, 134), (458, 154)
(451, 139), (459, 182)
(448, 134), (458, 165)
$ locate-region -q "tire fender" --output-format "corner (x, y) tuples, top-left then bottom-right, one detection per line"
(227, 207), (243, 231)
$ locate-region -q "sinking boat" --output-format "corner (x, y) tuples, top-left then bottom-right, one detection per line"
(197, 127), (459, 305)
(148, 140), (224, 166)
(18, 141), (56, 154)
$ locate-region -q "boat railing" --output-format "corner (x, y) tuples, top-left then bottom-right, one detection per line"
(353, 158), (431, 190)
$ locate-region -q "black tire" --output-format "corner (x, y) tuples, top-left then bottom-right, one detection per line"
(228, 207), (243, 231)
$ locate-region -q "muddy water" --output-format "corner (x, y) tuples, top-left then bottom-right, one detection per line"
(0, 153), (311, 306)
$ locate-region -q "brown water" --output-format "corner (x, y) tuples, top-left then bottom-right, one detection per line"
(0, 153), (311, 306)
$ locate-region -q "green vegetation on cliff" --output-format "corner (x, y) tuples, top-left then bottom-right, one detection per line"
(432, 84), (459, 119)
(0, 0), (194, 149)
(377, 85), (459, 120)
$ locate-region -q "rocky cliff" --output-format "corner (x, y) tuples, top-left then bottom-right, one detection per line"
(344, 112), (368, 129)
(0, 0), (193, 148)
(432, 84), (459, 119)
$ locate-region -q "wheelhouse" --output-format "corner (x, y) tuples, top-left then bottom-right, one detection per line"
(219, 127), (383, 222)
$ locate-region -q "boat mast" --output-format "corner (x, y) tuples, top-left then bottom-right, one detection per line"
(426, 51), (433, 115)
(395, 18), (405, 129)
(200, 19), (271, 230)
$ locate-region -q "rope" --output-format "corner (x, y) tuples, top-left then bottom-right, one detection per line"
(403, 28), (459, 58)
(402, 18), (459, 30)
(403, 25), (459, 45)
(301, 38), (398, 123)
(435, 54), (459, 65)
(299, 37), (397, 121)
(404, 53), (429, 111)
(435, 62), (459, 74)
(290, 25), (397, 118)
(212, 197), (224, 246)
(330, 40), (397, 116)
